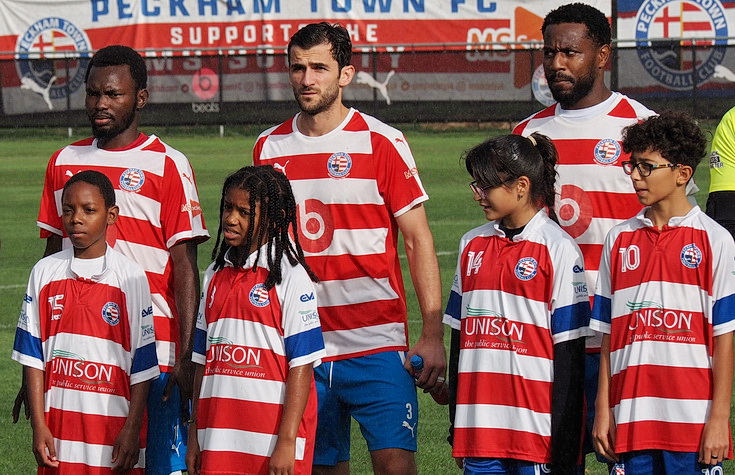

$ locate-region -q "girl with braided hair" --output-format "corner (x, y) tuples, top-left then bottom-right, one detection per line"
(187, 166), (325, 475)
(443, 133), (592, 474)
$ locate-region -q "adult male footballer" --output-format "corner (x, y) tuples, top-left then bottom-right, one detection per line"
(253, 22), (445, 475)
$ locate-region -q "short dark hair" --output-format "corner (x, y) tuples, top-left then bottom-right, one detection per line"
(288, 22), (352, 70)
(63, 170), (116, 208)
(542, 3), (611, 47)
(622, 110), (707, 171)
(85, 45), (147, 91)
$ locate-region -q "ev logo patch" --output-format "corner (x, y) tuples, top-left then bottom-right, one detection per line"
(249, 284), (270, 307)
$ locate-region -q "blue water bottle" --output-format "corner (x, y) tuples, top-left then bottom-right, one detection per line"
(409, 355), (449, 405)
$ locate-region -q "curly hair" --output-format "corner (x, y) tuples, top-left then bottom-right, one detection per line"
(85, 45), (147, 91)
(288, 22), (352, 70)
(622, 110), (707, 171)
(211, 166), (317, 289)
(464, 133), (559, 222)
(542, 3), (611, 47)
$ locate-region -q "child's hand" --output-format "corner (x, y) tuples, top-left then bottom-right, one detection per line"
(32, 423), (59, 468)
(111, 423), (140, 471)
(592, 408), (619, 462)
(699, 416), (730, 465)
(269, 438), (296, 475)
(454, 457), (464, 469)
(186, 423), (201, 475)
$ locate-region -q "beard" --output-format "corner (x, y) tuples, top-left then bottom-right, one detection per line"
(293, 81), (340, 116)
(547, 68), (596, 109)
(89, 104), (136, 142)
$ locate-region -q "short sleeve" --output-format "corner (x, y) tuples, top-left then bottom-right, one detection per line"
(277, 262), (325, 369)
(37, 150), (64, 238)
(128, 266), (159, 384)
(192, 264), (216, 365)
(12, 264), (44, 369)
(590, 230), (615, 334)
(443, 239), (465, 331)
(549, 239), (592, 344)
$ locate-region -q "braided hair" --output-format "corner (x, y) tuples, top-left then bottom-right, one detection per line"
(211, 166), (317, 289)
(463, 132), (559, 222)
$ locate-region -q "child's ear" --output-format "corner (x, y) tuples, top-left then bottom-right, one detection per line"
(107, 205), (119, 226)
(676, 165), (693, 185)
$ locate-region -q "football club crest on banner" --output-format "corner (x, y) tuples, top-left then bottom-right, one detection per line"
(15, 17), (91, 102)
(635, 0), (728, 90)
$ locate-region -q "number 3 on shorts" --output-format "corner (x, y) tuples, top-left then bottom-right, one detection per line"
(405, 403), (413, 420)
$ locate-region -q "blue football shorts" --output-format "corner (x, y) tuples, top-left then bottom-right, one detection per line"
(145, 372), (187, 474)
(463, 458), (553, 475)
(313, 351), (419, 466)
(620, 450), (724, 475)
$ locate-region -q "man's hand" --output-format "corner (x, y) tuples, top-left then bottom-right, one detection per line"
(111, 423), (140, 471)
(163, 349), (195, 423)
(406, 332), (446, 392)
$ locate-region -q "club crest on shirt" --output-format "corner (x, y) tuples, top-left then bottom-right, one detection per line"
(327, 152), (352, 178)
(249, 283), (270, 307)
(593, 139), (621, 165)
(514, 257), (538, 281)
(120, 168), (145, 191)
(680, 243), (702, 268)
(101, 302), (121, 326)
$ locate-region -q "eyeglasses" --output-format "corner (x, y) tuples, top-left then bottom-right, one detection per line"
(469, 181), (495, 200)
(621, 161), (679, 177)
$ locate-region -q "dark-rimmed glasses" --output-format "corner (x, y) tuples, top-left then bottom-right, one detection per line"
(621, 161), (679, 177)
(469, 181), (495, 200)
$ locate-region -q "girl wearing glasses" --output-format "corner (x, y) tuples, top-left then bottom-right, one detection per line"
(443, 133), (592, 474)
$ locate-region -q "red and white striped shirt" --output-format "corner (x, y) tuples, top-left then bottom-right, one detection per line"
(443, 211), (592, 462)
(253, 108), (427, 360)
(37, 134), (209, 372)
(514, 93), (655, 316)
(591, 206), (735, 455)
(192, 248), (325, 474)
(12, 246), (159, 473)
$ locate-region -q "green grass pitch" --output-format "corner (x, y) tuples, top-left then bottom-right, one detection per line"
(0, 123), (728, 474)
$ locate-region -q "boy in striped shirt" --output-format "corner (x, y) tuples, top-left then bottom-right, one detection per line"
(13, 170), (158, 473)
(591, 111), (735, 474)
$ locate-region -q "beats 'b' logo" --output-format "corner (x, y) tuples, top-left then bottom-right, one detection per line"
(555, 185), (593, 239)
(297, 199), (334, 254)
